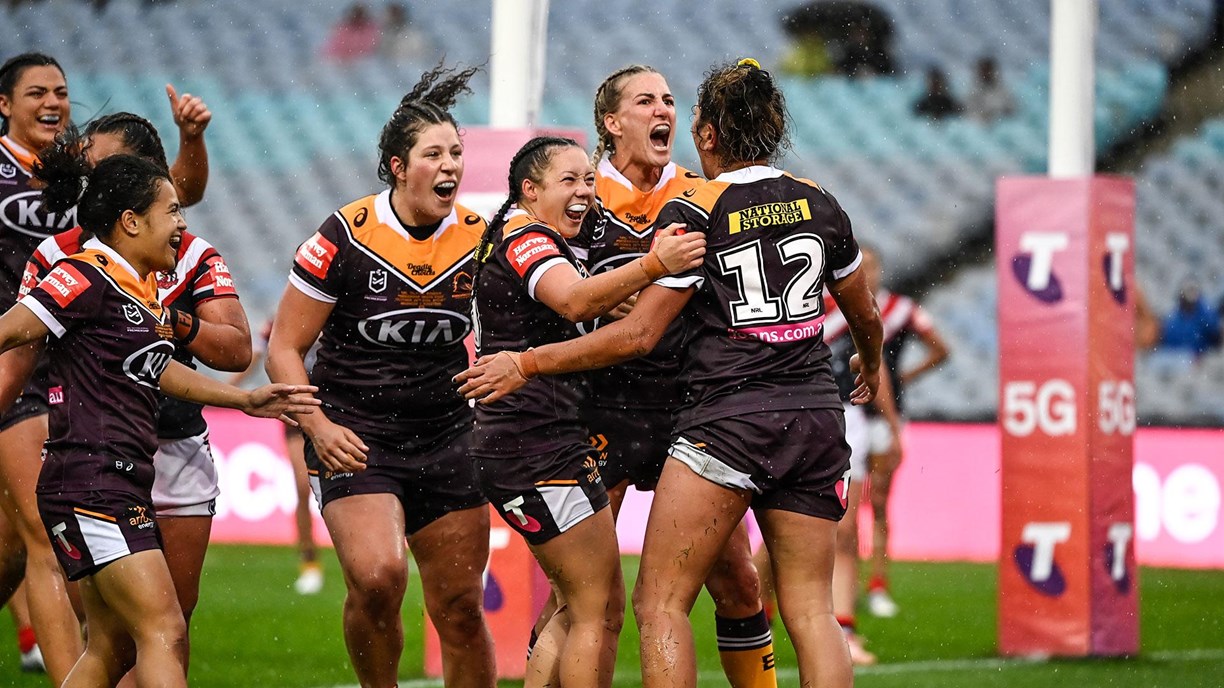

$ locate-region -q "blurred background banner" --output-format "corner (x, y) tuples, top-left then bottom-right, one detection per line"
(204, 410), (1222, 570)
(996, 176), (1139, 656)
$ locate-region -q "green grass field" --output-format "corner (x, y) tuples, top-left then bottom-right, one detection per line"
(1, 545), (1222, 686)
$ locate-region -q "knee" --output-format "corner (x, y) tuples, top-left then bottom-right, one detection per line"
(346, 560), (407, 608)
(706, 557), (763, 614)
(427, 584), (487, 642)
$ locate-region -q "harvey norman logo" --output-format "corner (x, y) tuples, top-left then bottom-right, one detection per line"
(728, 199), (811, 235)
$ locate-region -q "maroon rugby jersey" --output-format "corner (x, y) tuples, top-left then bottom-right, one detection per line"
(289, 191), (483, 441)
(23, 228), (240, 439)
(471, 209), (589, 458)
(570, 160), (703, 411)
(655, 166), (861, 430)
(0, 136), (77, 304)
(20, 241), (175, 496)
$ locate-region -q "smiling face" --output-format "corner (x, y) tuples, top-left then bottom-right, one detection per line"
(122, 179), (186, 275)
(391, 122), (463, 226)
(521, 145), (594, 239)
(605, 71), (676, 172)
(0, 65), (69, 153)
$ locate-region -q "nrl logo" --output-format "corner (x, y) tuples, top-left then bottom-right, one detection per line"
(122, 303), (144, 324)
(368, 269), (388, 293)
(0, 164), (16, 179)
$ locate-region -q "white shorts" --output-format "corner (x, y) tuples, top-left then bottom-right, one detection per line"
(868, 416), (897, 455)
(843, 404), (870, 481)
(152, 431), (220, 517)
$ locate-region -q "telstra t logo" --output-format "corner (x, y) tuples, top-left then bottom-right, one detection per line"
(1012, 232), (1068, 303)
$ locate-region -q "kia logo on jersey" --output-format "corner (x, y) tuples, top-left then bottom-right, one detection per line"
(122, 340), (176, 388)
(357, 308), (471, 348)
(1102, 233), (1130, 305)
(1011, 231), (1067, 304)
(1013, 522), (1070, 596)
(0, 190), (78, 237)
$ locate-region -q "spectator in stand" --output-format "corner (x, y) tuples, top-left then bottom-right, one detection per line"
(1160, 281), (1220, 355)
(912, 67), (962, 120)
(381, 3), (432, 65)
(965, 57), (1016, 123)
(837, 26), (893, 78)
(321, 3), (381, 63)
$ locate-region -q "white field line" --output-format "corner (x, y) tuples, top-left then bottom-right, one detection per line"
(321, 648), (1224, 687)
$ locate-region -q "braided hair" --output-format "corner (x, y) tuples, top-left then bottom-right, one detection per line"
(377, 62), (480, 186)
(84, 112), (169, 172)
(471, 136), (581, 310)
(0, 52), (65, 137)
(34, 126), (169, 240)
(695, 59), (791, 168)
(590, 64), (659, 165)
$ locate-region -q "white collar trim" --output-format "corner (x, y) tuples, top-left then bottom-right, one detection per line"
(713, 165), (784, 185)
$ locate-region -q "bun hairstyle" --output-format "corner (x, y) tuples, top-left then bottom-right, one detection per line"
(695, 58), (791, 167)
(0, 52), (65, 136)
(471, 136), (581, 308)
(378, 61), (481, 186)
(591, 64), (659, 165)
(85, 112), (169, 172)
(34, 127), (170, 239)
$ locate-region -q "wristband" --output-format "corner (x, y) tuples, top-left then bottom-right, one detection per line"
(639, 252), (668, 281)
(520, 349), (539, 379)
(169, 307), (200, 346)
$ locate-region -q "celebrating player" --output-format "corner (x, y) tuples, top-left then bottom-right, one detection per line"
(266, 64), (497, 688)
(457, 60), (883, 688)
(16, 110), (250, 680)
(11, 140), (316, 688)
(468, 135), (703, 688)
(566, 64), (776, 688)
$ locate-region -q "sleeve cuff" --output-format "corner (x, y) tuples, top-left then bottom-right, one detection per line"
(288, 272), (338, 304)
(19, 296), (65, 338)
(832, 251), (863, 281)
(526, 257), (570, 301)
(656, 274), (704, 290)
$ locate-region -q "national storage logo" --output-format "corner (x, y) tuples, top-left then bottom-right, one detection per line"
(728, 199), (811, 235)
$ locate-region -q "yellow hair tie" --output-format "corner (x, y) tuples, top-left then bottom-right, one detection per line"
(737, 57), (762, 69)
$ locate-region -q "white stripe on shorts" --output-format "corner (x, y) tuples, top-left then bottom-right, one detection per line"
(537, 485), (596, 534)
(668, 437), (759, 492)
(75, 512), (131, 567)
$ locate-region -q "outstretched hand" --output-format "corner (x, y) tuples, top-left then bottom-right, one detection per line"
(651, 223), (706, 274)
(166, 84), (212, 140)
(454, 352), (529, 404)
(244, 383), (321, 426)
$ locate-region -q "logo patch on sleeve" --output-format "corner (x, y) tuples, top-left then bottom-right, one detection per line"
(39, 264), (91, 308)
(295, 232), (339, 280)
(506, 232), (562, 279)
(202, 257), (238, 296)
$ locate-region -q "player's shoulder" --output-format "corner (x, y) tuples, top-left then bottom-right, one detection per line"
(448, 202), (488, 239)
(665, 178), (730, 216)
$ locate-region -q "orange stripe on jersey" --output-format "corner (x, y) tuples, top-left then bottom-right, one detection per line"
(75, 249), (164, 319)
(296, 231), (339, 280)
(535, 479), (580, 486)
(39, 263), (92, 308)
(0, 137), (36, 171)
(597, 164), (704, 234)
(673, 179), (731, 215)
(783, 172), (824, 192)
(339, 198), (486, 290)
(72, 507), (117, 522)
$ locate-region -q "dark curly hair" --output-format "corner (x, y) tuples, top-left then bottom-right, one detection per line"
(84, 112), (169, 172)
(377, 62), (480, 186)
(694, 60), (791, 167)
(34, 127), (170, 239)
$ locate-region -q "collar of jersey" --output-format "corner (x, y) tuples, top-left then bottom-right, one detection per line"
(374, 189), (456, 242)
(83, 237), (144, 282)
(597, 158), (677, 194)
(0, 135), (36, 169)
(713, 165), (784, 185)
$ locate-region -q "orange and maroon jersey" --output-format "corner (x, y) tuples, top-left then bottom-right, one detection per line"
(23, 228), (241, 439)
(0, 136), (77, 304)
(289, 191), (483, 442)
(655, 165), (861, 430)
(20, 240), (175, 496)
(471, 209), (589, 458)
(570, 160), (703, 411)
